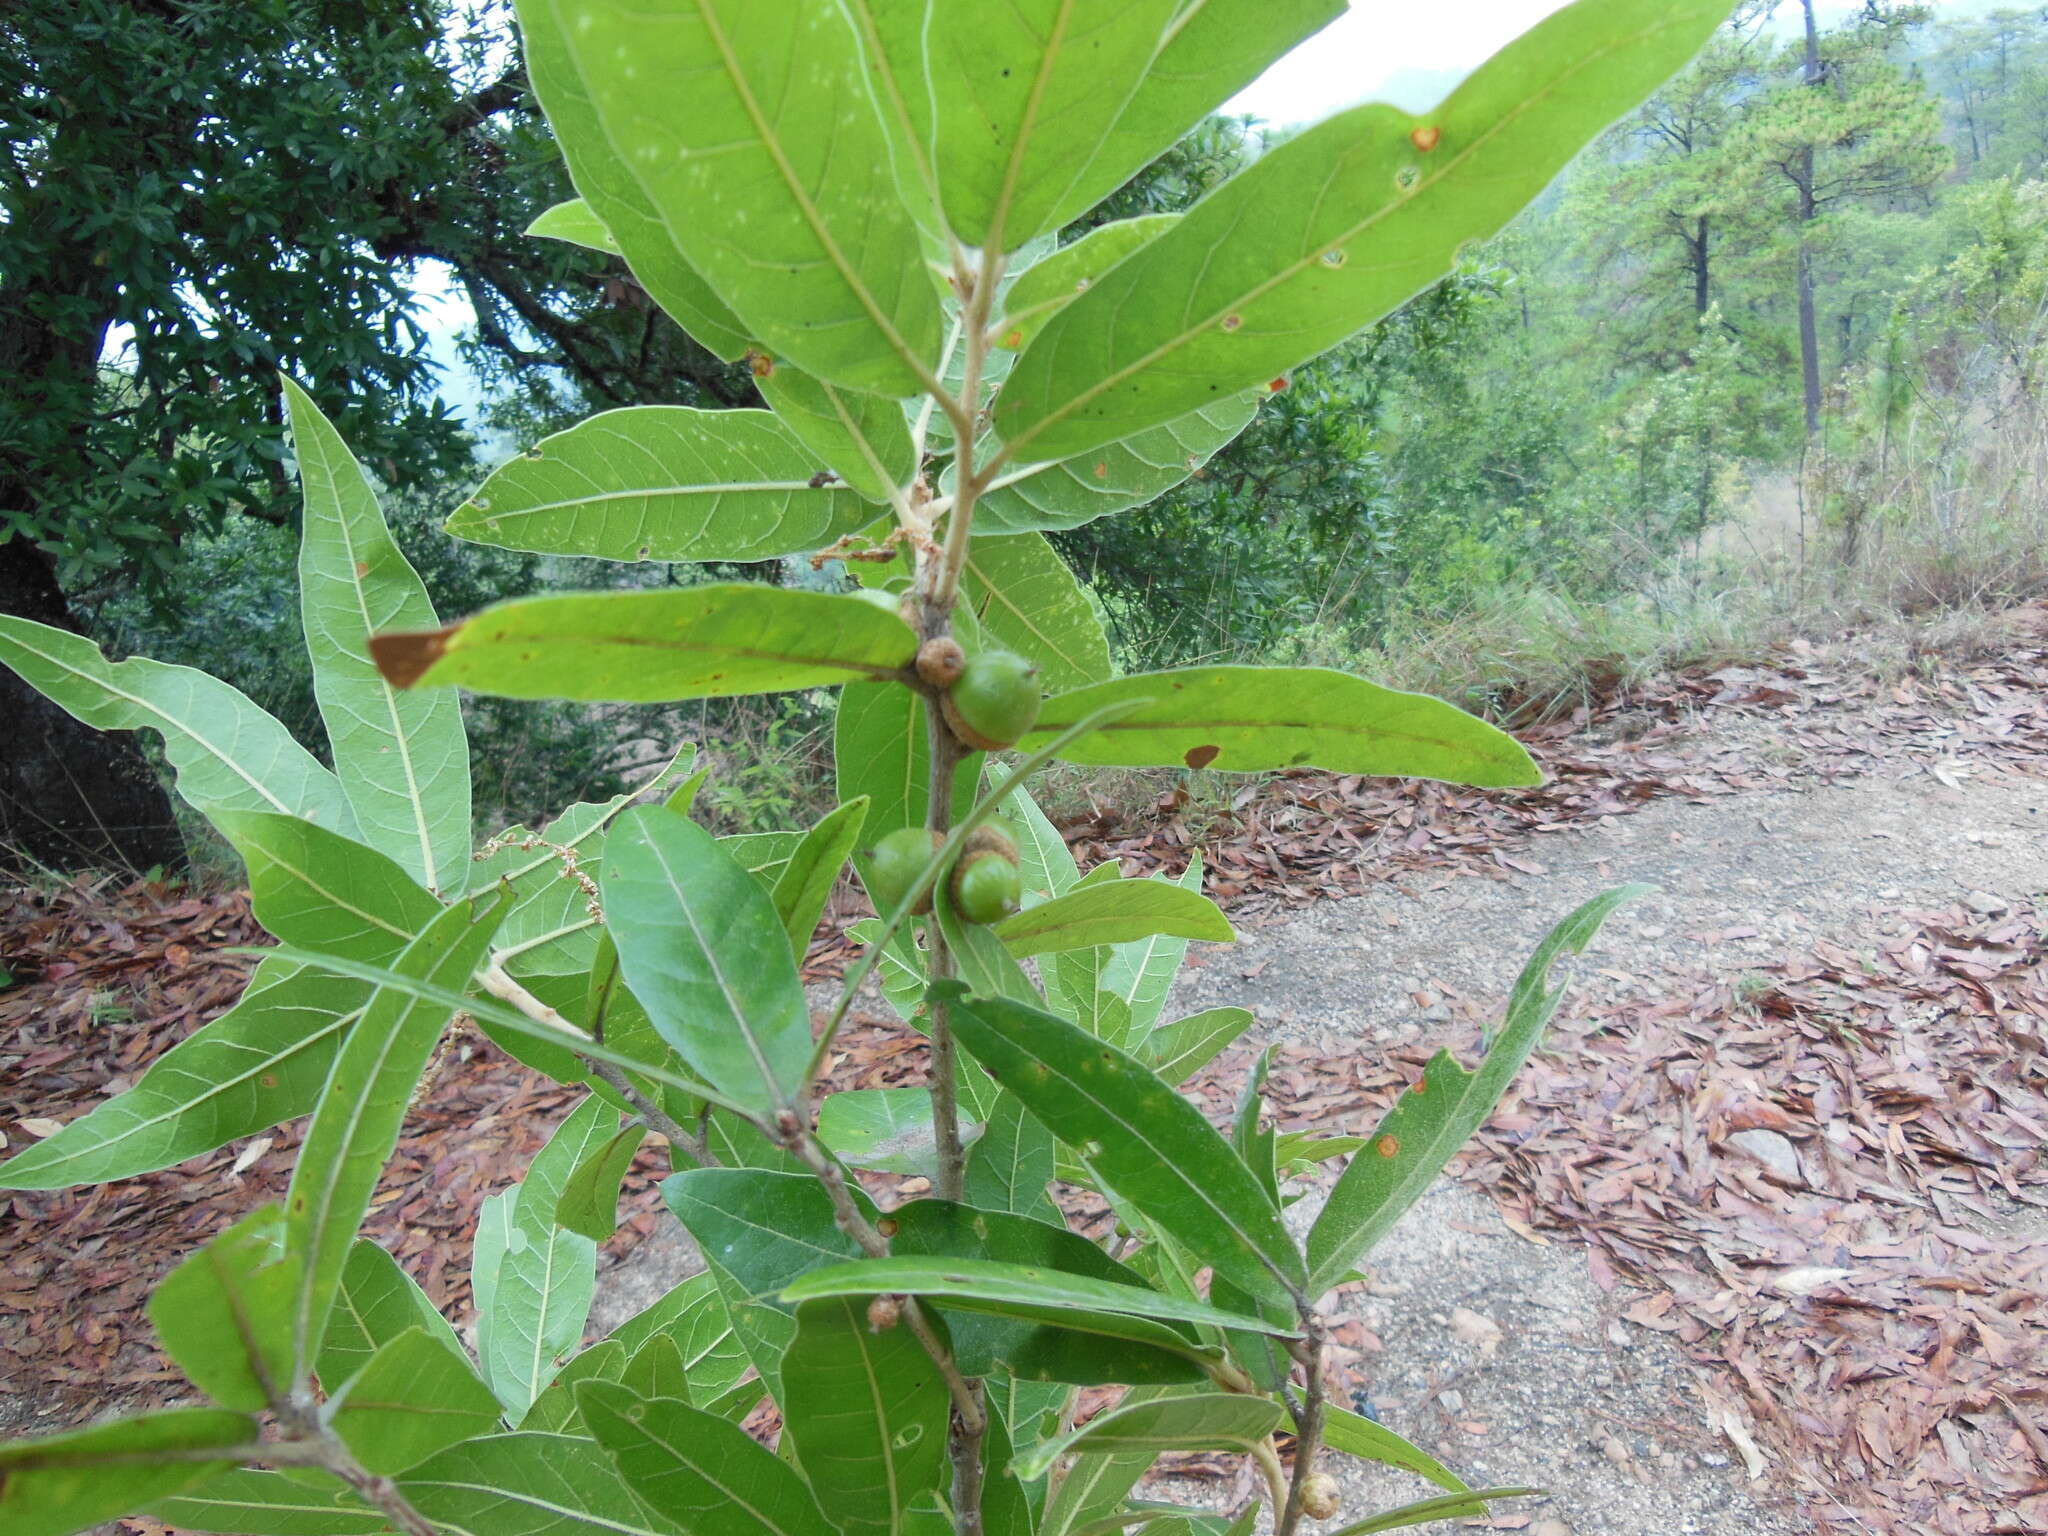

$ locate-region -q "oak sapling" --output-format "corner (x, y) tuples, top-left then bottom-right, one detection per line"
(0, 3), (1731, 1533)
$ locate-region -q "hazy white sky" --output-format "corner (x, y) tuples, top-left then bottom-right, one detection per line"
(1226, 0), (1947, 124)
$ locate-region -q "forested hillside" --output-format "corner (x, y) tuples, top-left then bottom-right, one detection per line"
(7, 0), (2046, 865)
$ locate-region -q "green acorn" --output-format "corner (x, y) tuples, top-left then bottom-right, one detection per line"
(951, 849), (1022, 925)
(864, 825), (942, 915)
(941, 649), (1041, 751)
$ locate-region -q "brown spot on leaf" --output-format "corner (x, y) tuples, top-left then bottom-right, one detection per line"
(354, 561), (370, 579)
(1184, 745), (1221, 769)
(1003, 329), (1024, 348)
(1376, 1134), (1401, 1159)
(1094, 462), (1109, 480)
(1410, 125), (1442, 152)
(368, 625), (456, 689)
(746, 349), (774, 378)
(1268, 376), (1289, 392)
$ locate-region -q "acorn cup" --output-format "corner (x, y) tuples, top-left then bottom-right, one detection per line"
(941, 648), (1042, 751)
(863, 825), (943, 915)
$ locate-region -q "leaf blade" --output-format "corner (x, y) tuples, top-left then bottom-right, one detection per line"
(993, 878), (1231, 960)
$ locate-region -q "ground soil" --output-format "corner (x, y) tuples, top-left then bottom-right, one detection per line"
(5, 611), (2045, 1535)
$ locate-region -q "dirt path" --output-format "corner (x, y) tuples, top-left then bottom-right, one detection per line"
(1150, 766), (2044, 1535)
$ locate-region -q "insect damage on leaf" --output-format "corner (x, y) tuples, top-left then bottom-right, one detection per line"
(1184, 745), (1221, 769)
(367, 625), (455, 689)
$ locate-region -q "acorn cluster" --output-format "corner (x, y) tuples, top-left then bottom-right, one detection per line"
(864, 817), (1025, 926)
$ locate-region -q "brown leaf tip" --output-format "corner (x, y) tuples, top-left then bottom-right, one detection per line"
(369, 625), (456, 689)
(1184, 745), (1221, 770)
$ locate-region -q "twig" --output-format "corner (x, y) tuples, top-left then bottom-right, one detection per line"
(587, 1059), (709, 1168)
(1277, 1327), (1329, 1535)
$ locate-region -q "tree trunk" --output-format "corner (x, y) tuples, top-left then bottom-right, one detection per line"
(1693, 215), (1712, 320)
(0, 535), (186, 873)
(1796, 0), (1825, 437)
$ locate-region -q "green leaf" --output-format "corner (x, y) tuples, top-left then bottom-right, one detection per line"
(1030, 0), (1347, 233)
(964, 1094), (1057, 1220)
(400, 1430), (684, 1536)
(1012, 1393), (1285, 1481)
(620, 1334), (691, 1404)
(0, 1407), (256, 1536)
(326, 1326), (502, 1475)
(146, 1470), (385, 1534)
(523, 0), (944, 394)
(1005, 779), (1078, 901)
(972, 394), (1262, 537)
(835, 679), (981, 900)
(784, 1297), (950, 1535)
(1037, 1389), (1174, 1536)
(663, 1168), (872, 1308)
(1328, 1488), (1541, 1536)
(283, 894), (507, 1379)
(518, 1341), (629, 1435)
(960, 534), (1112, 694)
(1322, 1406), (1470, 1496)
(781, 1254), (1291, 1339)
(1145, 1008), (1254, 1087)
(444, 408), (875, 563)
(757, 365), (919, 504)
(994, 878), (1231, 960)
(861, 1), (1181, 249)
(940, 985), (1304, 1301)
(577, 1384), (837, 1536)
(283, 376), (471, 892)
(318, 1238), (469, 1391)
(0, 615), (354, 834)
(478, 1094), (615, 1419)
(525, 198), (621, 255)
(1305, 886), (1647, 1294)
(605, 1273), (754, 1415)
(371, 585), (917, 704)
(772, 796), (868, 958)
(149, 1205), (299, 1411)
(817, 1087), (954, 1180)
(216, 811), (440, 965)
(995, 0), (1731, 462)
(603, 806), (813, 1116)
(0, 970), (365, 1191)
(1023, 666), (1540, 787)
(556, 1121), (648, 1243)
(884, 1200), (1212, 1387)
(514, 1), (750, 358)
(1100, 855), (1211, 1042)
(995, 216), (1181, 351)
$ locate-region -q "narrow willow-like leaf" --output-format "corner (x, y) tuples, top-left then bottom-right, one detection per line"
(283, 377), (471, 892)
(995, 215), (1180, 351)
(554, 1121), (647, 1243)
(1145, 1007), (1255, 1086)
(216, 811), (439, 965)
(781, 1255), (1293, 1338)
(370, 585), (917, 704)
(577, 1384), (837, 1536)
(971, 393), (1262, 536)
(147, 1470), (385, 1534)
(784, 1296), (950, 1536)
(961, 533), (1112, 693)
(317, 1238), (468, 1390)
(1012, 1393), (1285, 1481)
(525, 198), (620, 255)
(1023, 666), (1540, 787)
(771, 796), (867, 959)
(444, 408), (874, 562)
(603, 807), (813, 1116)
(478, 1093), (613, 1419)
(0, 1408), (256, 1536)
(1322, 1405), (1471, 1495)
(1101, 854), (1211, 1043)
(0, 970), (364, 1191)
(515, 1), (749, 358)
(398, 1430), (683, 1536)
(1305, 886), (1647, 1295)
(757, 365), (918, 503)
(326, 1326), (502, 1475)
(149, 1205), (299, 1411)
(523, 0), (944, 394)
(939, 985), (1303, 1301)
(1329, 1488), (1541, 1536)
(994, 877), (1231, 959)
(996, 0), (1732, 462)
(283, 895), (507, 1379)
(0, 615), (354, 833)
